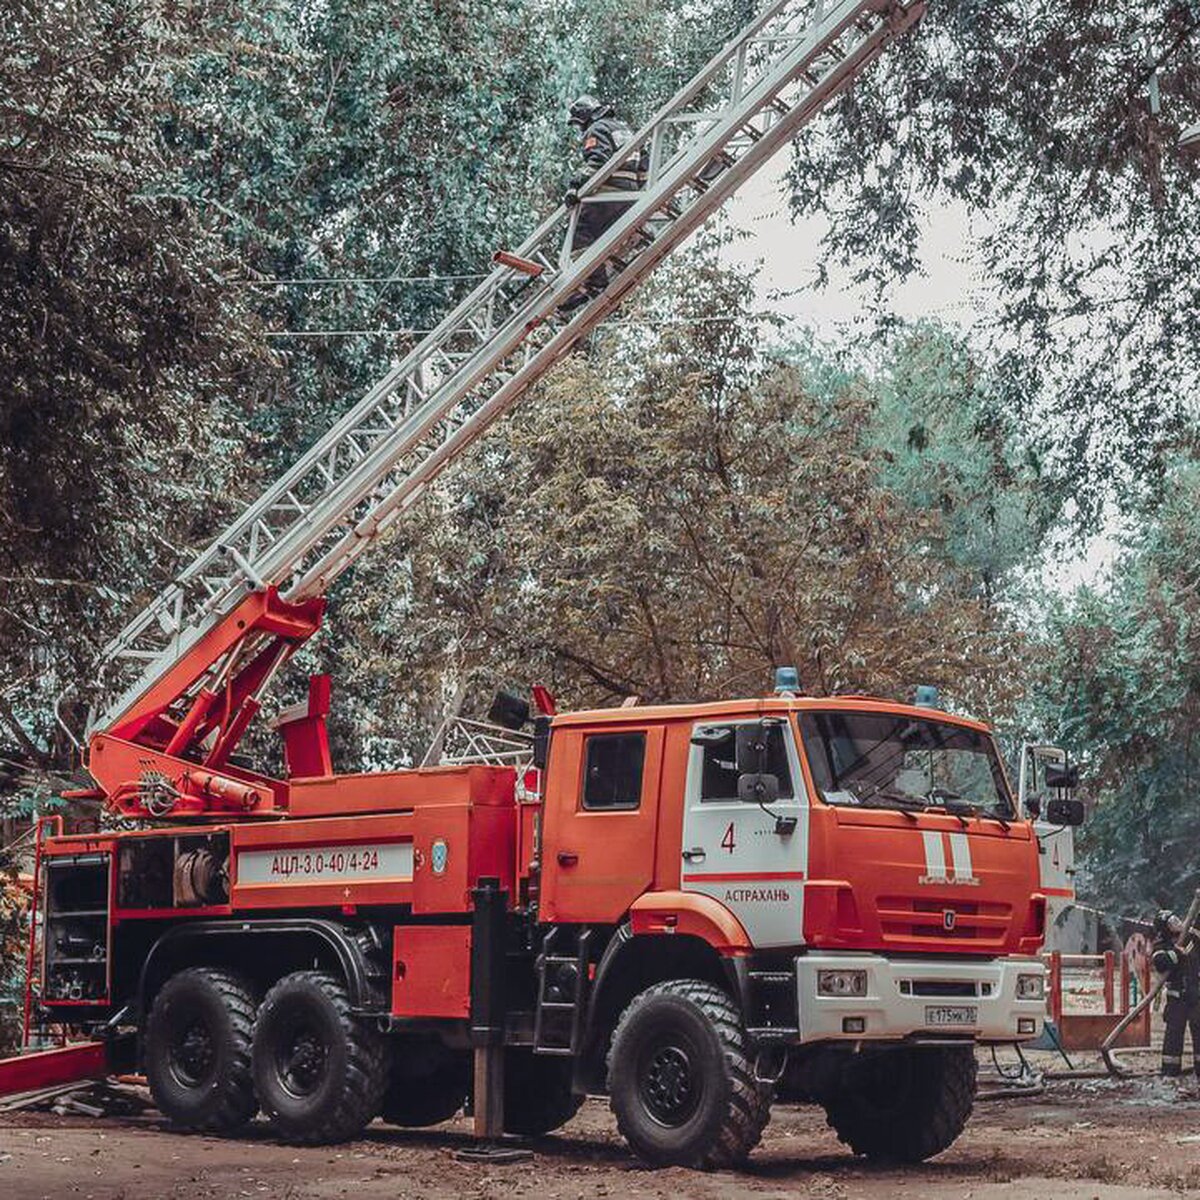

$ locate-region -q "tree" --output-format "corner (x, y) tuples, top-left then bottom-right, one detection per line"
(786, 1), (1200, 521)
(870, 321), (1063, 606)
(1036, 462), (1200, 912)
(0, 0), (270, 766)
(329, 253), (1034, 766)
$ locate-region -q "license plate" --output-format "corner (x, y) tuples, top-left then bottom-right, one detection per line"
(925, 1005), (977, 1027)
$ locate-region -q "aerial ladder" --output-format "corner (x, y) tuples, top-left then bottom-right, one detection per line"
(7, 0), (926, 1100)
(77, 0), (926, 820)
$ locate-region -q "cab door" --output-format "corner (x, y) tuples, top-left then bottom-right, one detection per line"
(539, 724), (664, 924)
(680, 718), (808, 948)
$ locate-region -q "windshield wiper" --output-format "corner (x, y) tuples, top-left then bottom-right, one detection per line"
(928, 788), (1012, 829)
(940, 799), (973, 829)
(867, 791), (923, 822)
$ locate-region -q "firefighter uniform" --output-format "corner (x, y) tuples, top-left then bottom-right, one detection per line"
(1152, 912), (1200, 1077)
(562, 96), (647, 310)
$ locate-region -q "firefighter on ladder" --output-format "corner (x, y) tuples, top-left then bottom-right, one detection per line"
(560, 94), (647, 313)
(1152, 910), (1200, 1080)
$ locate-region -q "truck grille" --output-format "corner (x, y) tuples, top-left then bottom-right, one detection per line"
(904, 980), (979, 997)
(878, 897), (1011, 948)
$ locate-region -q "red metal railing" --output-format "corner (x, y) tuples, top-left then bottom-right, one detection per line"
(21, 814), (63, 1047)
(1046, 949), (1151, 1051)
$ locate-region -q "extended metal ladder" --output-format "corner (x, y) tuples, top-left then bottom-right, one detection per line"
(93, 0), (925, 733)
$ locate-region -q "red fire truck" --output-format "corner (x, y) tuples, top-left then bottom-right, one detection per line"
(29, 685), (1078, 1167)
(2, 0), (1084, 1171)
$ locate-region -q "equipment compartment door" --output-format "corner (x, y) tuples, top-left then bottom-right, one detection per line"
(539, 725), (663, 924)
(680, 719), (808, 948)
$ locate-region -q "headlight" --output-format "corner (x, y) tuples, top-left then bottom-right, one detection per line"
(1016, 973), (1045, 1000)
(817, 969), (868, 997)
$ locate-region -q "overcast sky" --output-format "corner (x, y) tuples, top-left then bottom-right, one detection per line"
(720, 160), (1121, 594)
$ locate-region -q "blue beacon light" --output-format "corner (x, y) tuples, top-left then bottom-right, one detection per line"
(774, 667), (800, 695)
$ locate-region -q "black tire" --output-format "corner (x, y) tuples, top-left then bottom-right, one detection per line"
(823, 1045), (976, 1162)
(607, 979), (772, 1169)
(252, 970), (389, 1144)
(502, 1050), (583, 1136)
(381, 1045), (469, 1128)
(144, 966), (258, 1133)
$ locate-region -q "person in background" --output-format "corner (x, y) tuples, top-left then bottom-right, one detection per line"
(1152, 909), (1200, 1081)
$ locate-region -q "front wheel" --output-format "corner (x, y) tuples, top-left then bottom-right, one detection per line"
(252, 970), (389, 1144)
(607, 979), (772, 1169)
(823, 1045), (976, 1162)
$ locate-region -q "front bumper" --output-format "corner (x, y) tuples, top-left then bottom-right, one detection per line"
(794, 953), (1045, 1045)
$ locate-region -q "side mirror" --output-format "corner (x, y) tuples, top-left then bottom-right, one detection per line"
(1044, 765), (1080, 791)
(738, 773), (780, 805)
(735, 719), (782, 805)
(735, 720), (779, 774)
(1045, 796), (1085, 826)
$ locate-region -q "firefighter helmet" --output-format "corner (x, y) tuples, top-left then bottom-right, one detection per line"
(1155, 909), (1182, 937)
(568, 94), (612, 129)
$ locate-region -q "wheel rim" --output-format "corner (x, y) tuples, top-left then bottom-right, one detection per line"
(275, 1021), (329, 1098)
(170, 1019), (216, 1088)
(638, 1035), (702, 1127)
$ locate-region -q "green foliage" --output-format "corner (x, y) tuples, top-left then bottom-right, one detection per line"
(0, 828), (29, 1053)
(869, 322), (1063, 604)
(1038, 464), (1200, 911)
(0, 0), (271, 761)
(331, 252), (1036, 766)
(787, 1), (1200, 521)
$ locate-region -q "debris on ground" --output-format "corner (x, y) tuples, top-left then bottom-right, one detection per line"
(0, 1079), (150, 1117)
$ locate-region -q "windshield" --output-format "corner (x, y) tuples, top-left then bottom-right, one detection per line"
(798, 711), (1014, 819)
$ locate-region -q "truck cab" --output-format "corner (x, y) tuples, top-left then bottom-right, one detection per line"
(532, 691), (1062, 1163)
(541, 694), (1049, 1041)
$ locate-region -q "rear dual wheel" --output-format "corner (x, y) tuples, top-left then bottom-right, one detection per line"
(145, 966), (389, 1144)
(252, 970), (390, 1144)
(144, 967), (258, 1134)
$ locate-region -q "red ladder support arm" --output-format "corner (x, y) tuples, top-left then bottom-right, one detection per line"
(91, 589), (324, 816)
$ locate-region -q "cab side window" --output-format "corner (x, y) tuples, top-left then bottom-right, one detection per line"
(699, 725), (794, 802)
(582, 732), (646, 810)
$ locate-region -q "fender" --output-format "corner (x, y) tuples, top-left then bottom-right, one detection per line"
(629, 890), (753, 953)
(136, 918), (386, 1017)
(577, 905), (753, 1092)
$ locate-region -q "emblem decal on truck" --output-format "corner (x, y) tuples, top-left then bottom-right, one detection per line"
(431, 838), (449, 875)
(919, 832), (980, 887)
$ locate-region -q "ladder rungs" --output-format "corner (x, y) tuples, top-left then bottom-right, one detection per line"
(493, 250), (546, 278)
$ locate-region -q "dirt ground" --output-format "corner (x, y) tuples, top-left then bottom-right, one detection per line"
(6, 1053), (1200, 1200)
